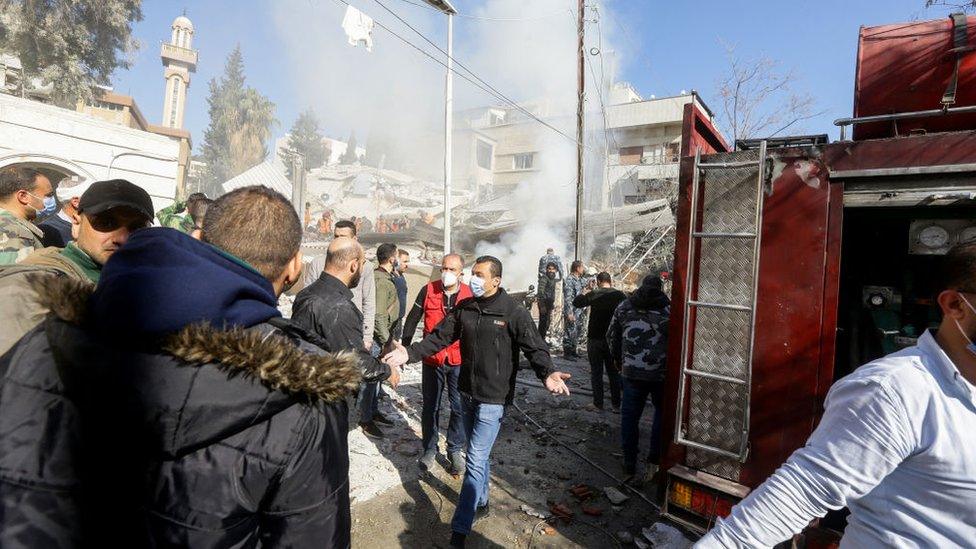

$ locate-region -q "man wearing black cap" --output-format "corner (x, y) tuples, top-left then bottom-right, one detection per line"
(0, 179), (153, 355)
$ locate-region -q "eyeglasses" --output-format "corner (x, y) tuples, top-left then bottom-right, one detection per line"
(87, 210), (150, 233)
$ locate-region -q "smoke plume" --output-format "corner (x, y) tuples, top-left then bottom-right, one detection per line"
(271, 0), (625, 289)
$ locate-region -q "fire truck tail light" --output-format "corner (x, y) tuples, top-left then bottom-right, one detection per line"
(669, 480), (736, 520)
(670, 481), (692, 508)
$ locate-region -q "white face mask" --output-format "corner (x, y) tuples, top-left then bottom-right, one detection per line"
(955, 293), (976, 357)
(441, 271), (458, 288)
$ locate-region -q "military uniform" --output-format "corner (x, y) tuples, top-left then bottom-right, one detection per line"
(562, 273), (587, 354)
(0, 209), (43, 265)
(155, 200), (196, 233)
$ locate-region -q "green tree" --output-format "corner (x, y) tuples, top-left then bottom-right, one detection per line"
(340, 131), (360, 165)
(0, 0), (143, 105)
(199, 46), (276, 194)
(280, 108), (327, 177)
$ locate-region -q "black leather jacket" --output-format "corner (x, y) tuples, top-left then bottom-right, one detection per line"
(406, 289), (554, 405)
(292, 272), (392, 383)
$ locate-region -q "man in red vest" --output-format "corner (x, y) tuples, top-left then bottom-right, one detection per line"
(402, 253), (471, 473)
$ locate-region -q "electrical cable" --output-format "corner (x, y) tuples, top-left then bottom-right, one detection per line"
(395, 0), (568, 21)
(512, 398), (661, 511)
(346, 0), (586, 148)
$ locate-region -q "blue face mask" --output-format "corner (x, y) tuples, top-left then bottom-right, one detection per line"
(29, 192), (57, 216)
(469, 275), (486, 297)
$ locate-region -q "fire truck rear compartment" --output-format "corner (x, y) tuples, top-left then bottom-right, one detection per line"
(834, 204), (975, 381)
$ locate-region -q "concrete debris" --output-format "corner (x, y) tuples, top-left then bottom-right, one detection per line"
(581, 504), (603, 517)
(549, 503), (574, 523)
(604, 486), (630, 505)
(569, 484), (593, 500)
(519, 504), (547, 519)
(633, 537), (650, 549)
(641, 522), (694, 548)
(616, 530), (634, 544)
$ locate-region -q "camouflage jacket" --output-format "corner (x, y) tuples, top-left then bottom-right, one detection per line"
(607, 295), (670, 382)
(0, 209), (43, 266)
(537, 253), (564, 279)
(563, 274), (586, 315)
(155, 200), (195, 233)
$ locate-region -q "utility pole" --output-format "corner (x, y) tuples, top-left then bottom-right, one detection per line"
(422, 0), (458, 254)
(444, 13), (454, 253)
(574, 0), (585, 261)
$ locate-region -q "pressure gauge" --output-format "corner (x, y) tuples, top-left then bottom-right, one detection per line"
(960, 226), (976, 244)
(917, 224), (950, 249)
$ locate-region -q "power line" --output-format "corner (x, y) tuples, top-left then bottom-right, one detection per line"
(395, 0), (568, 21)
(365, 0), (586, 147)
(330, 0), (582, 147)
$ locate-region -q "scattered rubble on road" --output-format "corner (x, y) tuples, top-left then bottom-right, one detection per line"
(346, 354), (697, 547)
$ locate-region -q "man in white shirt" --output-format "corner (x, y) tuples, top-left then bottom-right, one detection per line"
(698, 243), (976, 548)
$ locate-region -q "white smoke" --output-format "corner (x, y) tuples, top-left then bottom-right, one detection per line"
(271, 0), (625, 289)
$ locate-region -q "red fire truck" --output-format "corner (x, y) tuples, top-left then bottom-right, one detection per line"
(659, 13), (976, 541)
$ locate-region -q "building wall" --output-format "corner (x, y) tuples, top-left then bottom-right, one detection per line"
(0, 94), (181, 211)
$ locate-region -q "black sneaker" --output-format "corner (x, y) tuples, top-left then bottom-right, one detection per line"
(474, 502), (490, 523)
(449, 531), (466, 548)
(373, 412), (395, 426)
(359, 421), (385, 439)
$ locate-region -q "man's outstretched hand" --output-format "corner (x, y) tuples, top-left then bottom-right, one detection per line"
(382, 341), (409, 369)
(545, 371), (571, 396)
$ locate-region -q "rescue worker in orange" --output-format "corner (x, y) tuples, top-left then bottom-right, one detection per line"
(401, 253), (471, 474)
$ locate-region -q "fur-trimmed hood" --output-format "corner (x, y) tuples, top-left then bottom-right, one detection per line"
(33, 274), (361, 458)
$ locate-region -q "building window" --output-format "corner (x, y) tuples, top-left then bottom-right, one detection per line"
(513, 153), (534, 170)
(618, 146), (643, 166)
(476, 140), (493, 170)
(665, 142), (680, 163)
(169, 77), (181, 126)
(489, 112), (504, 126)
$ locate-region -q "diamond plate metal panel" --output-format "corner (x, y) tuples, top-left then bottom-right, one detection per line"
(700, 150), (761, 235)
(678, 149), (763, 481)
(686, 447), (743, 480)
(697, 238), (755, 306)
(691, 307), (750, 378)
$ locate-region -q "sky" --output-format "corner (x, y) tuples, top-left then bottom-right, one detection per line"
(111, 0), (963, 154)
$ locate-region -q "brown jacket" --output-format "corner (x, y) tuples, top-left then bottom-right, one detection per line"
(0, 247), (91, 355)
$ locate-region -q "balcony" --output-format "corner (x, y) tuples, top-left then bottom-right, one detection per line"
(608, 161), (679, 182)
(160, 43), (198, 69)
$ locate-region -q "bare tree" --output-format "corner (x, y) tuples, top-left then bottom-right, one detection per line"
(715, 43), (824, 144)
(925, 1), (976, 10)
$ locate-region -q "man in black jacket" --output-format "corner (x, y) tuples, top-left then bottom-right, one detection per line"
(0, 186), (364, 548)
(384, 255), (572, 548)
(292, 236), (398, 396)
(572, 271), (627, 412)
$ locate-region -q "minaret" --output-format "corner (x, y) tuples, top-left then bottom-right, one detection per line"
(160, 13), (198, 129)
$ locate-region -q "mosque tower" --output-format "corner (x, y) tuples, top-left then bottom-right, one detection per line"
(160, 13), (198, 129)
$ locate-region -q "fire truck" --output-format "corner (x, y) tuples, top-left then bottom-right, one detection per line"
(659, 13), (976, 541)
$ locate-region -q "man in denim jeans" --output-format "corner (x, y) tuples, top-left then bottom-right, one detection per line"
(384, 255), (572, 548)
(607, 274), (670, 482)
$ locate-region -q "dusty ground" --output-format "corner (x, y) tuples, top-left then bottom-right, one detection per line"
(346, 354), (696, 548)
